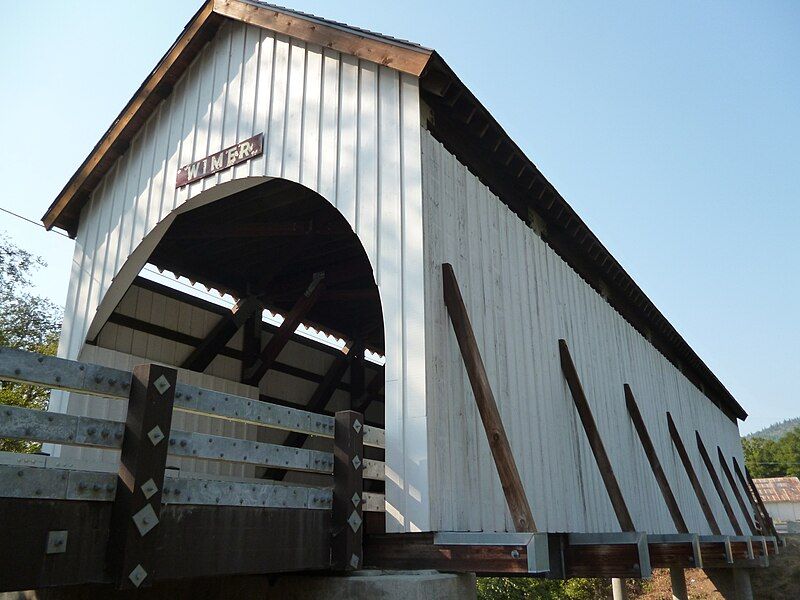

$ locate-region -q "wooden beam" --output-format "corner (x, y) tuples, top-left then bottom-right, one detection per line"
(243, 274), (325, 385)
(349, 345), (366, 409)
(107, 364), (177, 589)
(212, 0), (432, 76)
(240, 310), (261, 381)
(717, 447), (757, 534)
(558, 339), (635, 532)
(731, 457), (770, 536)
(695, 431), (743, 535)
(354, 369), (384, 414)
(332, 410), (365, 570)
(181, 296), (262, 372)
(623, 384), (688, 533)
(442, 263), (535, 532)
(263, 340), (365, 480)
(744, 464), (780, 540)
(666, 413), (721, 535)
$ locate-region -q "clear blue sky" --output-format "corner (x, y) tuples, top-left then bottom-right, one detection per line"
(1, 1), (797, 433)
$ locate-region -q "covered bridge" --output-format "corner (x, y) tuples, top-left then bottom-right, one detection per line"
(0, 1), (778, 597)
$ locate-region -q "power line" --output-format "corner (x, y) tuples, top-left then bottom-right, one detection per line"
(0, 206), (70, 238)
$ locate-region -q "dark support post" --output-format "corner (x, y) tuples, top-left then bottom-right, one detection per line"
(695, 431), (743, 536)
(623, 384), (688, 533)
(717, 448), (756, 534)
(745, 465), (780, 540)
(559, 339), (635, 532)
(332, 410), (365, 570)
(666, 413), (721, 535)
(240, 310), (262, 382)
(107, 364), (177, 589)
(349, 344), (366, 409)
(442, 263), (536, 532)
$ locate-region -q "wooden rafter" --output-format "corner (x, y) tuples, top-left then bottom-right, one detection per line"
(354, 370), (385, 414)
(716, 447), (756, 534)
(263, 339), (365, 481)
(181, 296), (262, 372)
(559, 339), (635, 532)
(243, 274), (326, 386)
(695, 431), (743, 536)
(442, 263), (536, 533)
(623, 384), (688, 533)
(666, 413), (721, 535)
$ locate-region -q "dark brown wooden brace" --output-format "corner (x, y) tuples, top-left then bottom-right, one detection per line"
(695, 431), (743, 536)
(623, 384), (688, 533)
(107, 363), (177, 589)
(666, 412), (721, 535)
(716, 447), (756, 534)
(442, 263), (536, 532)
(744, 463), (780, 540)
(559, 339), (635, 532)
(731, 456), (768, 534)
(331, 410), (365, 570)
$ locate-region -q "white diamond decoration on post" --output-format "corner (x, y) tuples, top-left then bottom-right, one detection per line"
(153, 374), (171, 395)
(132, 503), (159, 537)
(347, 510), (363, 532)
(352, 419), (362, 433)
(351, 492), (361, 508)
(147, 425), (165, 446)
(351, 455), (361, 470)
(128, 564), (148, 587)
(350, 553), (360, 569)
(140, 478), (158, 500)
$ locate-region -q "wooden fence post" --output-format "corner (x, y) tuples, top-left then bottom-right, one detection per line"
(107, 364), (177, 589)
(332, 409), (365, 570)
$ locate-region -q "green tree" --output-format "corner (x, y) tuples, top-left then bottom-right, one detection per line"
(775, 429), (800, 478)
(0, 232), (62, 452)
(742, 436), (785, 478)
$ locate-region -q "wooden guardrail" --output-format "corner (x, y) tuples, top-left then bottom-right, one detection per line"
(0, 345), (385, 589)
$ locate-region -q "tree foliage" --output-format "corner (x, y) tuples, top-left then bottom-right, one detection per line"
(743, 430), (800, 479)
(477, 577), (646, 600)
(0, 233), (62, 452)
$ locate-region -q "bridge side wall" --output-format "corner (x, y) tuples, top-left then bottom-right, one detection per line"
(52, 20), (428, 532)
(421, 129), (749, 535)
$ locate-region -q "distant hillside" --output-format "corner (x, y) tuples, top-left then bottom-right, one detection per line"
(746, 417), (800, 441)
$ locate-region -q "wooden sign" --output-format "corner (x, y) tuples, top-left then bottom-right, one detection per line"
(176, 133), (263, 187)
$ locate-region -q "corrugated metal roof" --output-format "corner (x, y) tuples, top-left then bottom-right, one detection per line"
(753, 477), (800, 503)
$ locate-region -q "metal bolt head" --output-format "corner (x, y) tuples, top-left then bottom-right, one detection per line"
(147, 426), (165, 446)
(141, 478), (158, 500)
(510, 549), (520, 559)
(153, 375), (171, 395)
(132, 504), (159, 537)
(45, 530), (68, 554)
(129, 564), (148, 587)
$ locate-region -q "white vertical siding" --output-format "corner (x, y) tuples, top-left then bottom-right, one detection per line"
(54, 20), (427, 532)
(421, 129), (748, 535)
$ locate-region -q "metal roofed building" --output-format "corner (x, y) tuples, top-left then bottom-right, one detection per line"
(753, 477), (800, 528)
(0, 0), (776, 595)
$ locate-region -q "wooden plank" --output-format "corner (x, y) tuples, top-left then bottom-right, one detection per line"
(665, 413), (721, 535)
(243, 274), (325, 385)
(212, 0), (432, 76)
(558, 339), (635, 532)
(0, 499), (330, 592)
(745, 465), (780, 540)
(623, 384), (688, 533)
(181, 296), (262, 372)
(441, 263), (536, 532)
(695, 431), (743, 536)
(732, 457), (770, 536)
(0, 404), (124, 449)
(716, 447), (756, 534)
(331, 410), (365, 570)
(263, 340), (366, 480)
(107, 364), (177, 589)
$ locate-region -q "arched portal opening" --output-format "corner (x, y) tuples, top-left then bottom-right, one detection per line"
(89, 178), (385, 489)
